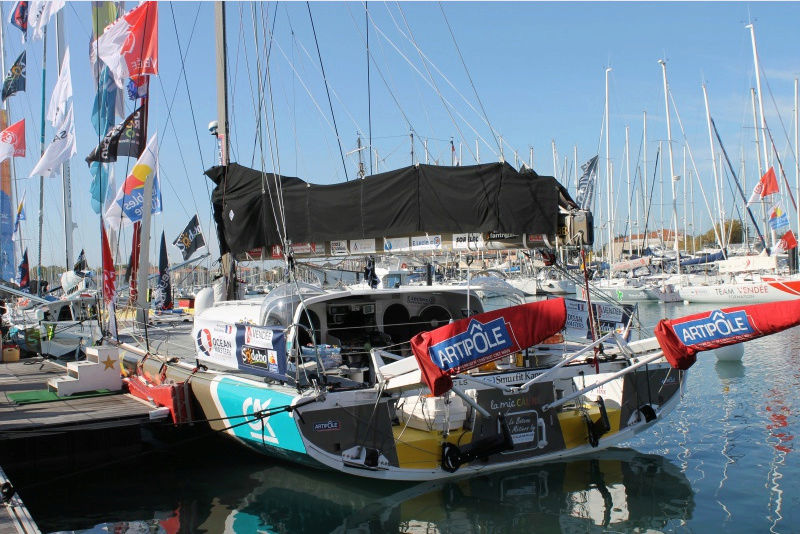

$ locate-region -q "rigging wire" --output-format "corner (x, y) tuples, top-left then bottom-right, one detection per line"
(668, 90), (725, 249)
(306, 2), (350, 180)
(158, 3), (205, 224)
(375, 4), (498, 162)
(260, 4), (290, 246)
(438, 2), (501, 156)
(248, 3), (288, 257)
(167, 3), (210, 208)
(344, 6), (433, 165)
(394, 3), (477, 162)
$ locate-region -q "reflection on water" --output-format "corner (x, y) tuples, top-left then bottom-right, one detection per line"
(715, 360), (745, 381)
(30, 442), (692, 533)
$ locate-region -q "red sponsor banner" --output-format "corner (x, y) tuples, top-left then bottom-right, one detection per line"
(410, 299), (567, 396)
(654, 299), (800, 370)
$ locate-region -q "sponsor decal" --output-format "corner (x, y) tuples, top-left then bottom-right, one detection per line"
(411, 234), (442, 251)
(383, 237), (410, 252)
(672, 309), (756, 348)
(350, 238), (376, 254)
(453, 233), (484, 250)
(242, 397), (278, 444)
(245, 326), (274, 349)
(213, 323), (233, 334)
(212, 337), (233, 356)
(196, 328), (212, 357)
(407, 295), (435, 306)
(330, 240), (348, 256)
(241, 346), (277, 369)
(564, 298), (631, 341)
(429, 316), (519, 372)
(313, 420), (341, 432)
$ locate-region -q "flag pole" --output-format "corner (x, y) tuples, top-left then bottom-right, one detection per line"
(37, 27), (47, 295)
(55, 9), (74, 272)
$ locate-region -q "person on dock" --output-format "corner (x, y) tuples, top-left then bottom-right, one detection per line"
(0, 298), (7, 339)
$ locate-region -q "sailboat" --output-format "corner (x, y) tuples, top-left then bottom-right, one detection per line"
(95, 3), (800, 482)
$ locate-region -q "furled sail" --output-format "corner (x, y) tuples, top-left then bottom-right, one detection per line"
(206, 162), (573, 256)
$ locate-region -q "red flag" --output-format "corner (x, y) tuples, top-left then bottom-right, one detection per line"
(0, 118), (25, 162)
(101, 223), (116, 305)
(777, 230), (798, 252)
(747, 167), (780, 205)
(761, 167), (779, 196)
(123, 1), (158, 79)
(96, 1), (158, 87)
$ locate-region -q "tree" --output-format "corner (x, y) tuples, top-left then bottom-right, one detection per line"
(699, 219), (743, 247)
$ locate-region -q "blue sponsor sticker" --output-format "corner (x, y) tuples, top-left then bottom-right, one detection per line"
(429, 316), (516, 371)
(672, 309), (755, 347)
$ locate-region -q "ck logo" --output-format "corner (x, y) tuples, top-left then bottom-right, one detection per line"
(242, 397), (278, 444)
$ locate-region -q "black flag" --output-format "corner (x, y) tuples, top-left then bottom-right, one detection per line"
(2, 50), (25, 101)
(73, 249), (87, 272)
(172, 214), (206, 261)
(155, 232), (172, 310)
(85, 106), (144, 163)
(575, 155), (599, 211)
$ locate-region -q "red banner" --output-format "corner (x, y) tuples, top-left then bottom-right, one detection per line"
(101, 223), (115, 305)
(654, 299), (800, 370)
(410, 299), (567, 396)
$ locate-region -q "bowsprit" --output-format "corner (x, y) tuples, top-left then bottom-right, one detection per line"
(429, 317), (518, 372)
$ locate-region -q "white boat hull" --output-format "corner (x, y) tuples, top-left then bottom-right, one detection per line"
(678, 279), (800, 304)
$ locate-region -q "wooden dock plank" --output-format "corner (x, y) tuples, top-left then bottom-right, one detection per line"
(0, 359), (154, 437)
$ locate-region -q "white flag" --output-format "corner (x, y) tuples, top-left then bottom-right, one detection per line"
(47, 48), (72, 126)
(27, 0), (66, 41)
(30, 104), (76, 178)
(105, 133), (159, 228)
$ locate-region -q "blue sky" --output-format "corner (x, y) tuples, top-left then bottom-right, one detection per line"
(7, 1), (800, 270)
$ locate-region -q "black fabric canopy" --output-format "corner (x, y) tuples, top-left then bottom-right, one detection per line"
(206, 162), (571, 256)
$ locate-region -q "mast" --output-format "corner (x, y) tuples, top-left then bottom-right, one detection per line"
(702, 83), (725, 249)
(55, 10), (74, 270)
(796, 78), (799, 251)
(625, 125), (631, 259)
(747, 24), (771, 177)
(215, 1), (235, 300)
(642, 110), (648, 252)
(659, 59), (680, 272)
(573, 145), (578, 192)
(37, 28), (47, 294)
(604, 67), (612, 266)
(751, 87), (769, 247)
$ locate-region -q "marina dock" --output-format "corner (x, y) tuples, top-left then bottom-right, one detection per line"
(0, 357), (165, 533)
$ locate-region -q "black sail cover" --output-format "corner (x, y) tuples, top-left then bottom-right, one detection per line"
(206, 162), (569, 256)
